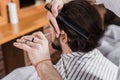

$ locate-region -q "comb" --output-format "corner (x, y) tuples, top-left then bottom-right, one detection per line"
(45, 4), (90, 39)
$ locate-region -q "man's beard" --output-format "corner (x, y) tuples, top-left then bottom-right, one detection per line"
(52, 37), (62, 51)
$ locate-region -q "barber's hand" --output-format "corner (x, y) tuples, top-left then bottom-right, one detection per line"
(51, 0), (64, 17)
(13, 31), (51, 65)
(48, 12), (60, 37)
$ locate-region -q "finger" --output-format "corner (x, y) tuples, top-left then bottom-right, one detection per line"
(13, 42), (30, 51)
(47, 12), (56, 32)
(51, 0), (58, 17)
(30, 37), (43, 44)
(58, 5), (63, 10)
(32, 31), (47, 40)
(24, 41), (37, 47)
(52, 0), (64, 17)
(16, 39), (26, 43)
(21, 35), (34, 41)
(48, 12), (60, 37)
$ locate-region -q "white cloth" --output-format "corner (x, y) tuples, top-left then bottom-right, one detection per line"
(1, 66), (40, 80)
(55, 49), (118, 80)
(98, 24), (120, 66)
(2, 49), (118, 80)
(94, 1), (120, 79)
(118, 60), (120, 80)
(96, 0), (120, 17)
(97, 24), (120, 80)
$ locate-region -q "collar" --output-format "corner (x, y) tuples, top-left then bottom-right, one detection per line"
(61, 49), (99, 60)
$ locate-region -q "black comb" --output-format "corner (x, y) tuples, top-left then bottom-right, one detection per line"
(45, 4), (90, 40)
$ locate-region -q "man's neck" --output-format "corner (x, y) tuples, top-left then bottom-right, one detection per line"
(62, 45), (72, 54)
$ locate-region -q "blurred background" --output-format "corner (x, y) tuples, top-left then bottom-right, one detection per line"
(0, 0), (120, 79)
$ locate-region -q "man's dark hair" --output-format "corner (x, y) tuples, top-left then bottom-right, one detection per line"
(56, 1), (104, 52)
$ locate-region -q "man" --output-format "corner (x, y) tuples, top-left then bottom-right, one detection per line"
(13, 1), (118, 80)
(51, 0), (120, 79)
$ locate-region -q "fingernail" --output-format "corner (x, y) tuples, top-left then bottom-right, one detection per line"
(13, 42), (18, 45)
(53, 13), (57, 17)
(16, 39), (19, 41)
(13, 43), (16, 45)
(56, 34), (59, 38)
(55, 14), (57, 17)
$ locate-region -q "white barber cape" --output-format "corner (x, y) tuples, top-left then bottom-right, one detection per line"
(97, 24), (120, 80)
(98, 24), (120, 66)
(2, 49), (118, 80)
(96, 0), (120, 17)
(1, 66), (40, 80)
(96, 1), (120, 79)
(55, 49), (118, 80)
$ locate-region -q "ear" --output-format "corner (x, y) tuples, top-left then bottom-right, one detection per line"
(60, 30), (68, 44)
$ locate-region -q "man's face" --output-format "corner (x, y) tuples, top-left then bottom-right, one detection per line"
(48, 12), (62, 51)
(50, 24), (62, 51)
